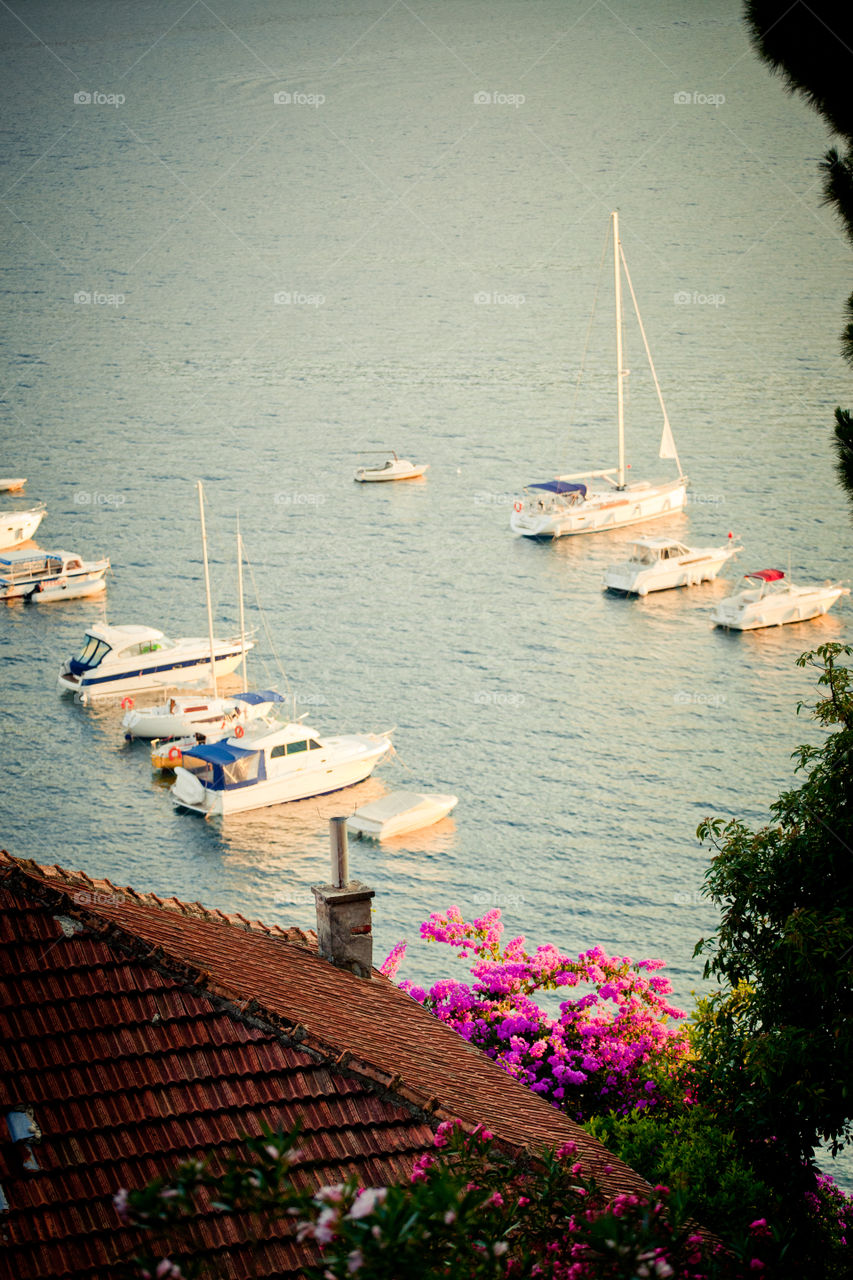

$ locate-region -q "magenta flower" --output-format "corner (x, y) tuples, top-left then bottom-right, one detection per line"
(394, 907), (690, 1124)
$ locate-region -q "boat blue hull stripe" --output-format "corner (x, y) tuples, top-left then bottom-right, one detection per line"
(69, 652), (240, 687)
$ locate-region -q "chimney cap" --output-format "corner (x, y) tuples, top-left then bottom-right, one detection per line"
(311, 881), (375, 906)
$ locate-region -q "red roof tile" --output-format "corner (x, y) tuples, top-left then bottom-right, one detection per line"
(0, 849), (651, 1278)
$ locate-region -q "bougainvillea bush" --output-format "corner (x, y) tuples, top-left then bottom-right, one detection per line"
(382, 908), (853, 1275)
(385, 906), (691, 1123)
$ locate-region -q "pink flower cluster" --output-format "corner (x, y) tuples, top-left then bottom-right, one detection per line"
(399, 907), (690, 1121)
(379, 939), (407, 980)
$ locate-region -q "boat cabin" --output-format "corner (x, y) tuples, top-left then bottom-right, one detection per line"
(628, 540), (689, 565)
(68, 625), (169, 675)
(0, 550), (85, 582)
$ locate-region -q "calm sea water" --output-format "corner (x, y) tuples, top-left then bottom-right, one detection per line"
(2, 1), (851, 1181)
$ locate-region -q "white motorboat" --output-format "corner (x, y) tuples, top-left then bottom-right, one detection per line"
(0, 478), (26, 492)
(171, 714), (393, 815)
(511, 211), (687, 538)
(711, 570), (849, 631)
(0, 548), (109, 602)
(57, 623), (253, 701)
(0, 505), (45, 550)
(124, 688), (285, 741)
(347, 791), (458, 839)
(604, 537), (741, 596)
(354, 451), (429, 483)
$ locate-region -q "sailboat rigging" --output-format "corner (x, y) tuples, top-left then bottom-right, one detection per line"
(510, 211), (687, 538)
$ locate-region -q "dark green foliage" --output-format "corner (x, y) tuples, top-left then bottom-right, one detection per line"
(744, 4), (853, 140)
(694, 645), (853, 1172)
(745, 4), (853, 510)
(833, 407), (853, 501)
(585, 1101), (775, 1247)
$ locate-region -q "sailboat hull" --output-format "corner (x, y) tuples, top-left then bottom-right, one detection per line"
(511, 478), (687, 539)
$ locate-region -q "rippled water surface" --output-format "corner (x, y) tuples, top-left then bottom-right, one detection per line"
(2, 0), (851, 1181)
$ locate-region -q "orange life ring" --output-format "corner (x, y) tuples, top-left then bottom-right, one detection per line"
(234, 724), (245, 738)
(513, 501), (522, 512)
(168, 746), (181, 761)
(121, 696), (134, 710)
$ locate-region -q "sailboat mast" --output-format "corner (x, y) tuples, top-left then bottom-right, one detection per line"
(613, 210), (626, 489)
(237, 517), (248, 690)
(197, 480), (218, 696)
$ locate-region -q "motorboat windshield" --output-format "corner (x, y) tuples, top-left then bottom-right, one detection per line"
(74, 636), (112, 669)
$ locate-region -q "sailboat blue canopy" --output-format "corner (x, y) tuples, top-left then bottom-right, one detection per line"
(527, 481), (587, 497)
(233, 690), (285, 706)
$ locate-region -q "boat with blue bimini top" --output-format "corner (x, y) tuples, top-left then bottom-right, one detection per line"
(170, 714), (393, 816)
(0, 548), (110, 602)
(57, 623), (253, 703)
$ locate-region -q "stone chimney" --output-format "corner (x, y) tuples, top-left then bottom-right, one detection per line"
(311, 817), (375, 979)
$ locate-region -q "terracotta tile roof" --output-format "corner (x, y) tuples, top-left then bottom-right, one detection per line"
(0, 850), (652, 1278)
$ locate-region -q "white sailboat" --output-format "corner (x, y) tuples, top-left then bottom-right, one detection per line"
(511, 211), (687, 538)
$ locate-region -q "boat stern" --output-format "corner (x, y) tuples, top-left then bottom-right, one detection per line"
(170, 766), (217, 815)
(510, 506), (557, 537)
(603, 564), (642, 594)
(57, 663), (82, 694)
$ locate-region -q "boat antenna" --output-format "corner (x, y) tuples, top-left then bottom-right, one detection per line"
(619, 240), (685, 482)
(197, 480), (218, 697)
(613, 210), (626, 490)
(237, 515), (248, 690)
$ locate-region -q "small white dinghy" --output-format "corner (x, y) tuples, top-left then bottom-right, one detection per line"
(604, 537), (741, 596)
(354, 451), (429, 483)
(0, 478), (26, 492)
(347, 791), (458, 840)
(711, 570), (849, 630)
